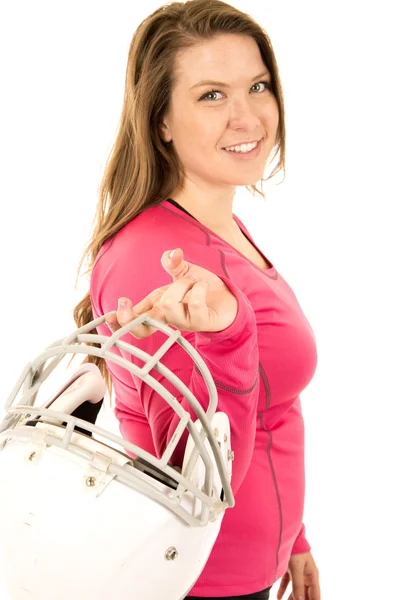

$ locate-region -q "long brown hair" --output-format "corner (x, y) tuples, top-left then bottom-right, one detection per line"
(73, 0), (287, 399)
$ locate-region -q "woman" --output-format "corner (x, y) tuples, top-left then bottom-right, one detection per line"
(74, 1), (321, 598)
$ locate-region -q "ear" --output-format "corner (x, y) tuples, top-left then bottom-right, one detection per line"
(159, 119), (172, 143)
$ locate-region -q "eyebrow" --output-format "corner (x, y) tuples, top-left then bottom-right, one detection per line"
(190, 70), (271, 89)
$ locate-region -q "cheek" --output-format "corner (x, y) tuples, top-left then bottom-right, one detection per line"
(178, 118), (221, 155)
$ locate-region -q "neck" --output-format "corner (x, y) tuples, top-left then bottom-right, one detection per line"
(169, 186), (237, 234)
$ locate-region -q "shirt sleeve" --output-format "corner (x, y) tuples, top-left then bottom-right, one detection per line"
(92, 254), (260, 496)
(291, 522), (311, 555)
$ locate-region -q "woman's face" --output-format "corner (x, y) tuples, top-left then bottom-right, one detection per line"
(160, 33), (280, 191)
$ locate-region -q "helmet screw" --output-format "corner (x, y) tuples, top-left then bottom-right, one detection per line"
(165, 547), (178, 561)
(223, 434), (228, 442)
(86, 476), (96, 487)
(28, 451), (36, 461)
(228, 450), (235, 461)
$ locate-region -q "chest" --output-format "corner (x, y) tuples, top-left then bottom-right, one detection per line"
(222, 230), (272, 270)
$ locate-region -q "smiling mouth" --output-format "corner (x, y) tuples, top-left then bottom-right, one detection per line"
(222, 138), (262, 151)
(222, 138), (262, 153)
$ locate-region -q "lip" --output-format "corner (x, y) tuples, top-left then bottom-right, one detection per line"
(222, 137), (263, 160)
(222, 137), (262, 149)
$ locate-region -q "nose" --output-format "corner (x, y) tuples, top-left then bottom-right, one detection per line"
(228, 96), (261, 130)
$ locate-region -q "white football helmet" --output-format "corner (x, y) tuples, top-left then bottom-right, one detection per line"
(0, 311), (234, 600)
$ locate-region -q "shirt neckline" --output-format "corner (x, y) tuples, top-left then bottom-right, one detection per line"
(162, 198), (277, 277)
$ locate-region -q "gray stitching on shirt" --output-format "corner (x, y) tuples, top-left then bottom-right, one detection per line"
(161, 204), (230, 275)
(194, 363), (259, 395)
(160, 203), (276, 279)
(258, 365), (283, 581)
(259, 362), (271, 411)
(161, 203), (213, 242)
(217, 248), (230, 278)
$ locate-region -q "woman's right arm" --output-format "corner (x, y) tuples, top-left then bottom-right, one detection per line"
(91, 256), (260, 495)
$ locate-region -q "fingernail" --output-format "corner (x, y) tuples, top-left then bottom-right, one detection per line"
(118, 298), (127, 310)
(168, 249), (176, 258)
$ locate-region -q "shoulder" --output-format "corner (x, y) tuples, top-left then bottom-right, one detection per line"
(90, 202), (208, 314)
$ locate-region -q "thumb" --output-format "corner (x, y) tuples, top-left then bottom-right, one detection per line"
(161, 248), (189, 279)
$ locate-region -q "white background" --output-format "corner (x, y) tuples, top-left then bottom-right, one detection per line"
(0, 1), (399, 599)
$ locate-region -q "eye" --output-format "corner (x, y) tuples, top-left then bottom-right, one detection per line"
(198, 80), (272, 102)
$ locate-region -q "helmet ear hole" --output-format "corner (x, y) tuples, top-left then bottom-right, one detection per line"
(68, 397), (103, 437)
(26, 367), (106, 430)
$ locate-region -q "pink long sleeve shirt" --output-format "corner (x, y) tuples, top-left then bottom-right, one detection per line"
(90, 198), (318, 597)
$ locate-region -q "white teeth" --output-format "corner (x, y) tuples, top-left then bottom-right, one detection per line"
(224, 140), (259, 153)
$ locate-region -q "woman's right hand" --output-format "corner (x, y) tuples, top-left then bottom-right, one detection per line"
(105, 248), (239, 338)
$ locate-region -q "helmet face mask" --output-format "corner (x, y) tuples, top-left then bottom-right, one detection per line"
(0, 312), (234, 600)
